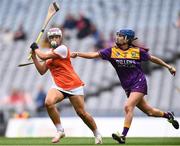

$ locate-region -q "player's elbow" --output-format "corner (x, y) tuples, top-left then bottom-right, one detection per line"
(39, 72), (45, 75)
(38, 69), (47, 75)
(38, 71), (45, 75)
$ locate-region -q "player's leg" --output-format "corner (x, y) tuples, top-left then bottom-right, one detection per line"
(69, 95), (102, 144)
(112, 92), (144, 144)
(136, 97), (179, 129)
(45, 88), (65, 143)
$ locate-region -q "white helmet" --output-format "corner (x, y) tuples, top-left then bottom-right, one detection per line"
(47, 27), (62, 38)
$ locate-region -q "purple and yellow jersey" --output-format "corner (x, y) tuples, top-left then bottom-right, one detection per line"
(99, 46), (150, 96)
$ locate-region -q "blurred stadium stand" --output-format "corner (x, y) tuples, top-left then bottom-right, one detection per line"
(0, 0), (180, 134)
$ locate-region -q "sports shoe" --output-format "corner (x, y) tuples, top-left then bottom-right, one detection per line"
(167, 112), (179, 129)
(112, 132), (126, 144)
(51, 131), (65, 143)
(95, 134), (103, 144)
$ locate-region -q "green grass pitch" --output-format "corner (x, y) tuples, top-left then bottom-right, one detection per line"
(0, 137), (180, 146)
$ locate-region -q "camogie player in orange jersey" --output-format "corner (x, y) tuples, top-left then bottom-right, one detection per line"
(30, 28), (102, 144)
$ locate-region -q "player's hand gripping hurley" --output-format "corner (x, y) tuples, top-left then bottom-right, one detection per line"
(27, 2), (59, 60)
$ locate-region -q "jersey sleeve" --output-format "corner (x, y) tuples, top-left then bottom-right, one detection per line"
(54, 45), (68, 58)
(140, 48), (150, 61)
(98, 48), (111, 60)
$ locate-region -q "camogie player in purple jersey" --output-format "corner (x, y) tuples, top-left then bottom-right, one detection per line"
(71, 29), (179, 144)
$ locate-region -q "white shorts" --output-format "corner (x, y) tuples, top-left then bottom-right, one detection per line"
(51, 84), (84, 96)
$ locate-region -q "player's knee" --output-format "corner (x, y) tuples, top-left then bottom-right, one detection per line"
(45, 99), (54, 108)
(124, 105), (133, 114)
(76, 109), (86, 118)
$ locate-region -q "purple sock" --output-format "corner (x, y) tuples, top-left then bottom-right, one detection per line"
(163, 112), (170, 119)
(122, 127), (129, 136)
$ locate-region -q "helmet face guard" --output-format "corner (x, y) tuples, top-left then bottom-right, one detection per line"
(47, 27), (62, 39)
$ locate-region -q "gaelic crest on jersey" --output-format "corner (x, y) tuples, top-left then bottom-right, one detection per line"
(131, 51), (137, 58)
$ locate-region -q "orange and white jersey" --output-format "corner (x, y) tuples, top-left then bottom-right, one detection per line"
(46, 45), (84, 91)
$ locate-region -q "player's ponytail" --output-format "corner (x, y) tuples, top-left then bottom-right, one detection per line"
(130, 38), (149, 52)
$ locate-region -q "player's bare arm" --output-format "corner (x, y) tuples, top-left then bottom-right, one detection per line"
(34, 49), (60, 60)
(71, 52), (100, 59)
(149, 55), (176, 75)
(31, 51), (48, 75)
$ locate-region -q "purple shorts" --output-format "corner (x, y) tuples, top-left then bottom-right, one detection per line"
(124, 78), (147, 97)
